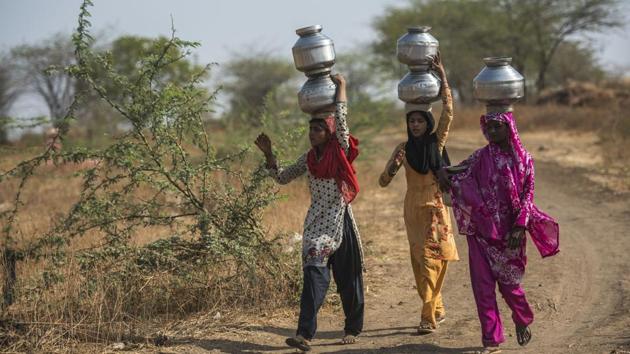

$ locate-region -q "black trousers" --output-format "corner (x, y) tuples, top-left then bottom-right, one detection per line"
(296, 208), (364, 340)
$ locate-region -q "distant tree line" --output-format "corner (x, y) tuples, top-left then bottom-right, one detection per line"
(0, 0), (622, 143)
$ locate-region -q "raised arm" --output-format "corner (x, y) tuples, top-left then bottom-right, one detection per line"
(379, 143), (406, 187)
(331, 74), (349, 153)
(431, 52), (453, 153)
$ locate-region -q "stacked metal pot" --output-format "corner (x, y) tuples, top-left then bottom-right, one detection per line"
(292, 25), (337, 115)
(473, 57), (525, 113)
(396, 26), (442, 111)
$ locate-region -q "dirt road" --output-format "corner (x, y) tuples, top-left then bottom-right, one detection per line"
(152, 130), (630, 354)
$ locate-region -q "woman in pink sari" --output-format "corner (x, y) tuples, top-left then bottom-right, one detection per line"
(438, 111), (559, 353)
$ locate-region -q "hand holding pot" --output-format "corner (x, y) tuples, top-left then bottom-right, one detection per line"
(430, 51), (445, 78)
(331, 73), (347, 102)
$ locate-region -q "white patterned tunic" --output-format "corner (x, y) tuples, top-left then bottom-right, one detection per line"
(268, 102), (365, 269)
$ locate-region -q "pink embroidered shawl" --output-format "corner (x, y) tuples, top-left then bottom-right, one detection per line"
(450, 112), (559, 283)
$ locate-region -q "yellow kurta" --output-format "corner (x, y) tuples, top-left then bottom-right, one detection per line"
(402, 158), (458, 262)
(379, 89), (459, 328)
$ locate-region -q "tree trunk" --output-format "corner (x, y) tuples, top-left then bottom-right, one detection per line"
(2, 248), (17, 308)
(536, 62), (548, 93)
(0, 128), (8, 145)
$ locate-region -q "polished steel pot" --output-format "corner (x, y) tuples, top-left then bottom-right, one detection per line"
(396, 26), (439, 68)
(398, 65), (442, 104)
(297, 75), (337, 114)
(292, 25), (336, 77)
(473, 57), (524, 112)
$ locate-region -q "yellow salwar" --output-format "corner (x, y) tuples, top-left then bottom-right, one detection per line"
(415, 257), (448, 325)
(379, 90), (459, 329)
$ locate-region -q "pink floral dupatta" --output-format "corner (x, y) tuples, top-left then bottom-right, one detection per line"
(450, 112), (559, 260)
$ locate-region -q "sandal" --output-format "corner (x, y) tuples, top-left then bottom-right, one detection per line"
(417, 321), (435, 335)
(516, 325), (532, 346)
(341, 334), (358, 344)
(286, 335), (311, 351)
(435, 314), (446, 324)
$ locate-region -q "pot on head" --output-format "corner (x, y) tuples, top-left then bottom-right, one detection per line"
(396, 26), (439, 67)
(473, 57), (524, 112)
(292, 25), (336, 77)
(398, 66), (442, 104)
(298, 74), (337, 114)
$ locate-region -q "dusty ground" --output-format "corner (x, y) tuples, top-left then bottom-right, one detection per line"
(93, 128), (630, 354)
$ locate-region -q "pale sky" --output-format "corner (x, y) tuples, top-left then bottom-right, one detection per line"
(0, 0), (409, 66)
(1, 0), (629, 118)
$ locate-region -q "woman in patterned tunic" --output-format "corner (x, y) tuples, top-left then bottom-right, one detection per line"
(440, 111), (559, 354)
(255, 74), (364, 352)
(378, 53), (459, 334)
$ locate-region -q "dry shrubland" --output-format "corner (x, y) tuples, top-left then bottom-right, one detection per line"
(3, 99), (628, 351)
(1, 1), (627, 350)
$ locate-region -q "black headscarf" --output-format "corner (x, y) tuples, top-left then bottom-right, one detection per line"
(405, 110), (451, 175)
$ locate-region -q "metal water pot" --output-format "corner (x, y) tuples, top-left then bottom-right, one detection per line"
(398, 65), (442, 104)
(473, 57), (524, 112)
(292, 25), (336, 77)
(396, 26), (439, 69)
(298, 75), (337, 114)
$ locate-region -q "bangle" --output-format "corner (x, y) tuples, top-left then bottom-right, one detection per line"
(388, 162), (400, 177)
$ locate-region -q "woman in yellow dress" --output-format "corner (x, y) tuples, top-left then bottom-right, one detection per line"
(379, 52), (459, 334)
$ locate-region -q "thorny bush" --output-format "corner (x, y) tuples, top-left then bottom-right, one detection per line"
(0, 0), (300, 349)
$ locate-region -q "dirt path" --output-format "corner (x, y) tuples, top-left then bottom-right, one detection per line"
(148, 131), (630, 354)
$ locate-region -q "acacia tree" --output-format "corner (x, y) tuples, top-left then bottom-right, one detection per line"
(222, 53), (296, 127)
(11, 34), (76, 128)
(514, 0), (621, 91)
(544, 40), (606, 86)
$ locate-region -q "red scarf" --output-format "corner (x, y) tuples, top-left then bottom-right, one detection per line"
(306, 116), (360, 203)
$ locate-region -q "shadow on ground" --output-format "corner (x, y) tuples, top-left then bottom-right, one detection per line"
(168, 325), (480, 353)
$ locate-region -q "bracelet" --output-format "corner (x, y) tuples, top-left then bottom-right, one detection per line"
(387, 163), (399, 177)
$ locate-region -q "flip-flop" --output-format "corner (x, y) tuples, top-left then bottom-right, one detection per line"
(435, 314), (446, 324)
(516, 325), (532, 346)
(286, 336), (311, 351)
(341, 334), (358, 344)
(417, 321), (435, 335)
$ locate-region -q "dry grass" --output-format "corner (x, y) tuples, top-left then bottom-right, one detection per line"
(0, 150), (303, 351)
(1, 102), (628, 351)
(451, 102), (630, 165)
(452, 103), (606, 131)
